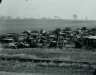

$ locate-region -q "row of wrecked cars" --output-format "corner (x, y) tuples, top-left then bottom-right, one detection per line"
(0, 27), (96, 49)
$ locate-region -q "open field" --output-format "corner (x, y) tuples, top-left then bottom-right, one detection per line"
(0, 60), (94, 75)
(0, 19), (96, 34)
(0, 48), (96, 75)
(1, 48), (96, 63)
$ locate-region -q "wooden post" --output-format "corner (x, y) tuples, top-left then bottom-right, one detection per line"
(86, 39), (89, 50)
(57, 34), (59, 48)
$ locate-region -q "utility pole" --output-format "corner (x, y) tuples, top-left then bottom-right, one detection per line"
(86, 16), (87, 20)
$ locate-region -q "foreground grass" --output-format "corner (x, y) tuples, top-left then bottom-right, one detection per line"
(0, 72), (49, 75)
(0, 48), (96, 75)
(1, 48), (96, 63)
(0, 71), (93, 75)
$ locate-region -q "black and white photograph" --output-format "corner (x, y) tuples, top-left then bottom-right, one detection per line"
(0, 0), (96, 75)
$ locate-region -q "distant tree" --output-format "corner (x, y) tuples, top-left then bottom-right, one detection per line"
(54, 16), (59, 19)
(16, 17), (20, 19)
(73, 14), (78, 20)
(7, 16), (12, 19)
(41, 18), (47, 19)
(1, 16), (6, 19)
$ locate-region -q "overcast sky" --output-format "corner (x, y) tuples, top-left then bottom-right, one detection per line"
(0, 0), (96, 20)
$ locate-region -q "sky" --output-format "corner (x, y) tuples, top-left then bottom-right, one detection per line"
(0, 0), (96, 20)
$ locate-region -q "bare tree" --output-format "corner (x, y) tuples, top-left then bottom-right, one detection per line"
(73, 14), (78, 20)
(54, 16), (60, 19)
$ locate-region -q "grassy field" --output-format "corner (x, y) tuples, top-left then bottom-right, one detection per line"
(0, 71), (93, 75)
(0, 72), (50, 75)
(1, 48), (96, 63)
(0, 19), (96, 34)
(0, 48), (96, 75)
